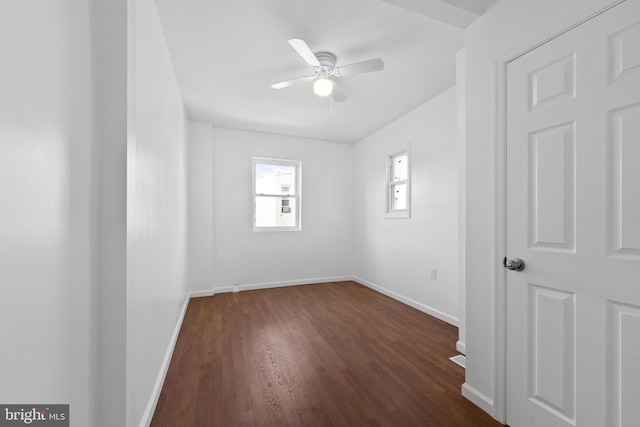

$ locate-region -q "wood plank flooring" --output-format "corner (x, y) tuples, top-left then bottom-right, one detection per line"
(151, 281), (503, 426)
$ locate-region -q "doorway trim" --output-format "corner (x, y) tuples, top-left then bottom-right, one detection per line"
(492, 0), (625, 422)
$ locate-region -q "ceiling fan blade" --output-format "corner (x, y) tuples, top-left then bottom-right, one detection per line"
(335, 58), (384, 76)
(271, 75), (314, 89)
(288, 38), (321, 67)
(331, 80), (347, 102)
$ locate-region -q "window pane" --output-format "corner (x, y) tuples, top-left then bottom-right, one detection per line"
(255, 164), (296, 194)
(392, 153), (408, 181)
(391, 183), (407, 210)
(255, 196), (296, 227)
(253, 158), (301, 230)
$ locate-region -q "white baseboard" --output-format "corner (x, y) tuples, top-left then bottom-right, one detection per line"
(456, 340), (466, 355)
(353, 276), (459, 327)
(139, 294), (191, 427)
(189, 289), (216, 298)
(215, 276), (353, 293)
(461, 382), (495, 417)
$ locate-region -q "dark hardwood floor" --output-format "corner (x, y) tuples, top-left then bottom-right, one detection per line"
(151, 281), (503, 426)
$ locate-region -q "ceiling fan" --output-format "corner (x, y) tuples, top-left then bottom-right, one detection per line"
(271, 38), (384, 103)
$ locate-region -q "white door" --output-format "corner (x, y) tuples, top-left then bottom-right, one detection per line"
(505, 1), (640, 426)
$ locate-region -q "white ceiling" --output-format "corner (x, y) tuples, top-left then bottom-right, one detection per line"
(154, 0), (469, 143)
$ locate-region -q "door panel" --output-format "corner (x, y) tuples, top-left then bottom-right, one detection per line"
(607, 103), (640, 258)
(505, 1), (640, 426)
(607, 301), (640, 426)
(529, 53), (576, 112)
(528, 284), (576, 421)
(608, 22), (640, 83)
(528, 122), (576, 252)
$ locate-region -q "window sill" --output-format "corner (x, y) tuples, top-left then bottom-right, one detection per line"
(253, 226), (302, 232)
(384, 211), (411, 219)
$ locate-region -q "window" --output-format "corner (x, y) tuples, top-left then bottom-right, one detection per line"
(385, 149), (410, 218)
(253, 158), (301, 231)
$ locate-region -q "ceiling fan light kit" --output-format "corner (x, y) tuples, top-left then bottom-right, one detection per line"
(313, 76), (333, 97)
(271, 38), (384, 105)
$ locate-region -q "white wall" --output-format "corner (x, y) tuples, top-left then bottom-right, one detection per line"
(456, 48), (467, 354)
(0, 1), (95, 425)
(93, 0), (129, 421)
(128, 0), (189, 426)
(187, 121), (215, 292)
(463, 0), (621, 418)
(201, 127), (354, 290)
(353, 86), (459, 325)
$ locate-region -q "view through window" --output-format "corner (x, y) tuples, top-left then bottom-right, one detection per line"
(386, 149), (410, 218)
(253, 158), (301, 231)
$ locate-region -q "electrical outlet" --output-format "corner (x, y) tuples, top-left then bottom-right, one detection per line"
(430, 268), (437, 280)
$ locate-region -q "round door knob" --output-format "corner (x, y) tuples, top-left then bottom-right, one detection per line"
(505, 258), (525, 271)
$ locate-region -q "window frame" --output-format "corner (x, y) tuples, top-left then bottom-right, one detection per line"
(385, 147), (411, 219)
(252, 157), (302, 232)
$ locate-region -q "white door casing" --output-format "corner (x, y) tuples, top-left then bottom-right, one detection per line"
(504, 0), (640, 426)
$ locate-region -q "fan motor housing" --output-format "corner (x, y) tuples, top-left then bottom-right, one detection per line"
(314, 52), (336, 69)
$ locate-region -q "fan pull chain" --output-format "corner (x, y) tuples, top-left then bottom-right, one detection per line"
(311, 89), (334, 111)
